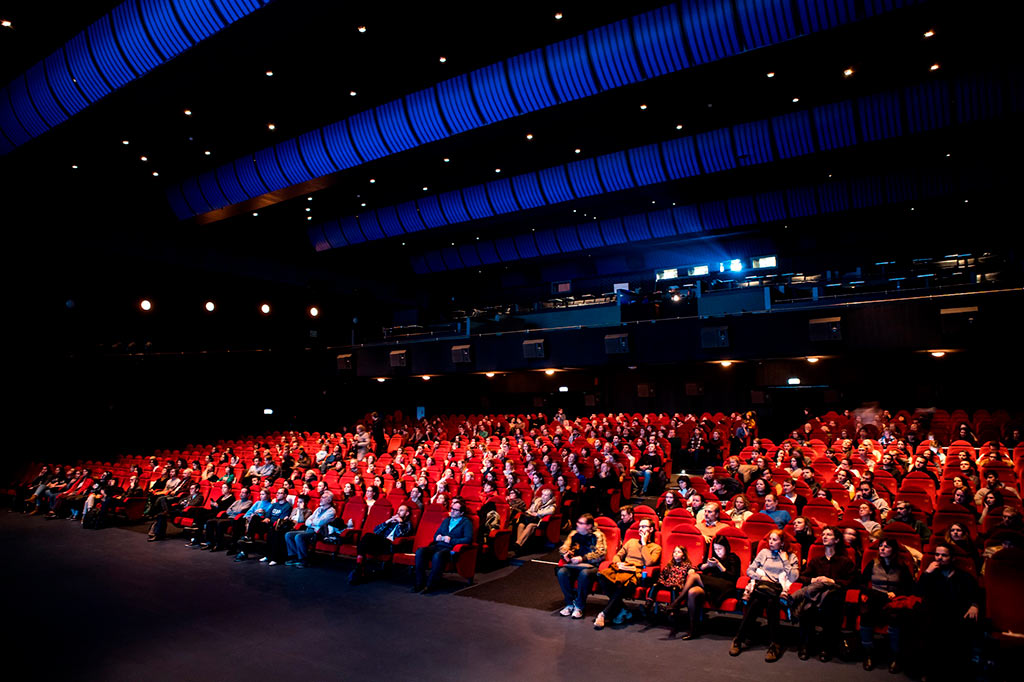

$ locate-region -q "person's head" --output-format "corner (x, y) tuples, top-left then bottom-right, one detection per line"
(821, 526), (840, 547)
(834, 469), (849, 485)
(320, 491), (334, 508)
(239, 487), (250, 500)
(638, 518), (654, 538)
(932, 542), (955, 570)
(396, 504), (410, 520)
(730, 494), (749, 512)
(753, 478), (768, 495)
(276, 487), (287, 502)
(259, 489), (270, 502)
(189, 483), (199, 495)
(766, 528), (786, 551)
(984, 489), (1004, 508)
(945, 522), (969, 544)
(704, 502), (720, 522)
(317, 480), (328, 494)
(801, 468), (816, 485)
(985, 471), (999, 488)
(373, 475), (385, 489)
(678, 475), (691, 490)
(842, 527), (860, 548)
(409, 487), (422, 501)
(782, 479), (796, 496)
(763, 493), (778, 511)
(877, 536), (898, 560)
(672, 545), (691, 564)
(894, 501), (913, 519)
(711, 534), (731, 558)
(859, 481), (875, 498)
(507, 487), (520, 501)
(221, 482), (231, 496)
(792, 516), (807, 532)
(576, 513), (595, 535)
(952, 476), (969, 491)
(689, 493), (704, 509)
(619, 505), (634, 523)
(704, 465), (716, 480)
(539, 487), (554, 502)
(952, 488), (970, 506)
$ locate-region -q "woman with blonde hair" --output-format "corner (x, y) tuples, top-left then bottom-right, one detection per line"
(730, 528), (799, 662)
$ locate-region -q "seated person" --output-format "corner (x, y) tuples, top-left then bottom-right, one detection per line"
(794, 526), (857, 661)
(555, 513), (608, 619)
(726, 494), (754, 528)
(916, 542), (981, 680)
(594, 518), (661, 628)
(686, 493), (706, 520)
(645, 545), (705, 638)
(148, 482), (203, 541)
(283, 491), (337, 568)
(412, 497), (473, 593)
(656, 490), (683, 518)
(697, 535), (742, 607)
(186, 483), (236, 546)
(513, 487), (558, 550)
(886, 500), (931, 542)
(711, 477), (742, 502)
(349, 504), (414, 584)
(201, 487), (253, 551)
(616, 505), (635, 539)
(780, 478), (807, 516)
(854, 482), (890, 519)
(974, 470), (1021, 506)
(730, 529), (799, 662)
(758, 494), (791, 529)
(855, 502), (882, 537)
(696, 502), (726, 541)
(859, 536), (914, 672)
(262, 495), (311, 565)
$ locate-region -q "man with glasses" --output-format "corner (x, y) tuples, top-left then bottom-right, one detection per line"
(556, 513), (608, 619)
(413, 497), (473, 593)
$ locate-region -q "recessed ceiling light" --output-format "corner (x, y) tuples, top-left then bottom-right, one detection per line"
(308, 306), (319, 318)
(184, 109), (192, 116)
(494, 168), (501, 173)
(252, 212), (259, 217)
(265, 70), (274, 77)
(121, 140), (129, 145)
(807, 357), (820, 363)
(349, 90), (357, 96)
(525, 133), (533, 140)
(792, 97), (800, 103)
(357, 25), (366, 33)
(360, 202), (366, 207)
(545, 369), (555, 375)
(369, 178), (376, 183)
(422, 186), (428, 191)
(485, 372), (495, 378)
(205, 301), (216, 312)
(267, 123), (276, 130)
(140, 156), (148, 161)
(923, 30), (935, 38)
(376, 377), (386, 383)
(260, 304), (271, 315)
(307, 216), (312, 220)
(140, 299), (152, 311)
(443, 157), (450, 163)
(574, 148), (581, 154)
(307, 196), (313, 201)
(204, 150), (211, 155)
(676, 124), (683, 130)
(554, 12), (563, 20)
(639, 104), (647, 110)
(306, 207), (311, 212)
(930, 63), (940, 71)
(766, 72), (775, 78)
(720, 361), (732, 367)
(421, 375), (431, 381)
(1, 20), (13, 28)
(151, 171), (159, 176)
(439, 56), (447, 63)
(843, 68), (854, 77)
(71, 164), (78, 169)
(930, 351), (946, 357)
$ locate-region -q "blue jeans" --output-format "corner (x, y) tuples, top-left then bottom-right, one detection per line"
(284, 530), (317, 560)
(641, 470), (652, 494)
(556, 565), (598, 610)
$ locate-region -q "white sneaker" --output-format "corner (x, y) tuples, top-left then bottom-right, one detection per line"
(268, 560), (278, 566)
(259, 556), (269, 563)
(571, 608), (583, 619)
(559, 605), (573, 617)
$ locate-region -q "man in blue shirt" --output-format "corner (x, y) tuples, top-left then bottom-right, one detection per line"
(237, 488), (292, 561)
(759, 494), (791, 529)
(413, 497), (473, 593)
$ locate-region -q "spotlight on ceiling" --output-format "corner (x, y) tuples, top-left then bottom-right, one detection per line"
(558, 386), (569, 393)
(554, 12), (563, 20)
(265, 70), (274, 76)
(267, 123), (276, 130)
(121, 140), (129, 145)
(766, 71), (775, 78)
(525, 133), (533, 140)
(308, 306), (319, 318)
(205, 301), (216, 312)
(930, 63), (940, 71)
(357, 25), (366, 33)
(930, 351), (946, 357)
(260, 303), (271, 315)
(184, 109), (192, 116)
(544, 369), (556, 376)
(376, 377), (386, 383)
(843, 68), (854, 77)
(139, 299), (152, 311)
(439, 56), (447, 63)
(719, 361), (732, 368)
(788, 377), (801, 385)
(421, 375), (432, 381)
(806, 357), (819, 363)
(485, 372), (495, 378)
(923, 30), (935, 38)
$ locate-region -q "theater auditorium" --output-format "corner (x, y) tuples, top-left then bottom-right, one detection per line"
(2, 1), (1023, 680)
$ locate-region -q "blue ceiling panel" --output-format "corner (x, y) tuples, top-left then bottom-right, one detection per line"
(486, 178), (519, 214)
(404, 88), (450, 143)
(349, 109), (391, 160)
(857, 90), (902, 142)
(374, 99), (419, 152)
(623, 214), (652, 241)
(771, 111), (816, 158)
(556, 225), (583, 252)
(510, 172), (546, 209)
(545, 35), (598, 102)
(648, 208), (677, 237)
(495, 236), (519, 262)
(812, 100), (857, 150)
(578, 222), (605, 249)
(469, 62), (520, 123)
(321, 219), (347, 249)
(438, 189), (471, 224)
(600, 217), (628, 245)
(587, 19), (644, 89)
(506, 48), (559, 112)
(631, 4), (688, 77)
(274, 138), (313, 184)
(396, 200), (426, 233)
(215, 163), (248, 204)
(755, 190), (787, 221)
(44, 51), (88, 116)
(416, 195), (448, 229)
(461, 185), (494, 221)
(680, 0), (740, 65)
(458, 244), (482, 267)
(628, 143), (667, 186)
(321, 120), (362, 170)
(736, 0), (798, 49)
(297, 130), (338, 178)
(357, 212), (385, 241)
(376, 206), (405, 237)
(538, 166), (574, 203)
(695, 127), (736, 173)
(596, 151), (635, 192)
(514, 233), (540, 259)
(567, 158), (603, 197)
(732, 120), (773, 166)
(661, 136), (701, 179)
(437, 74), (484, 134)
(535, 229), (560, 255)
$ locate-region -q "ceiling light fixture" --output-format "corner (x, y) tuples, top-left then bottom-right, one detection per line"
(140, 156), (148, 161)
(485, 372), (495, 378)
(349, 90), (357, 96)
(151, 171), (159, 176)
(923, 30), (935, 38)
(439, 56), (447, 63)
(308, 306), (319, 318)
(184, 109), (192, 116)
(545, 369), (556, 376)
(788, 377), (801, 385)
(792, 97), (800, 103)
(421, 375), (432, 381)
(357, 25), (366, 33)
(360, 202), (366, 207)
(930, 351), (946, 357)
(639, 104), (647, 110)
(807, 357), (820, 363)
(930, 63), (940, 71)
(260, 303), (271, 315)
(139, 299), (152, 311)
(204, 150), (211, 155)
(1, 20), (13, 28)
(121, 140), (129, 145)
(376, 377), (386, 383)
(252, 212), (259, 217)
(71, 164), (78, 169)
(267, 123), (276, 130)
(494, 168), (501, 173)
(676, 124), (683, 130)
(843, 67), (854, 77)
(554, 12), (563, 20)
(369, 178), (376, 183)
(574, 148), (581, 154)
(205, 301), (216, 312)
(720, 361), (732, 368)
(766, 71), (775, 78)
(305, 207), (311, 212)
(525, 133), (533, 140)
(443, 157), (450, 163)
(422, 186), (428, 191)
(265, 70), (273, 77)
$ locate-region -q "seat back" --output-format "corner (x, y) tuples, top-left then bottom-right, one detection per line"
(662, 529), (707, 567)
(339, 500), (367, 530)
(593, 516), (620, 554)
(361, 502), (394, 534)
(985, 548), (1024, 634)
(713, 525), (751, 575)
(803, 498), (840, 527)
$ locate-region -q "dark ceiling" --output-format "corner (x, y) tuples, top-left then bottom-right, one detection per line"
(1, 0), (1020, 333)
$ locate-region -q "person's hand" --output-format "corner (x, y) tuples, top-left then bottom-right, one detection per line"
(617, 562), (631, 571)
(965, 605), (979, 620)
(435, 534), (444, 542)
(925, 560), (941, 574)
(443, 535), (451, 543)
(571, 556), (582, 565)
(887, 591), (896, 600)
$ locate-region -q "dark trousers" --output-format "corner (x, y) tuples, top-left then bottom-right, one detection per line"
(556, 565), (598, 610)
(737, 590), (783, 644)
(265, 526), (290, 561)
(357, 532), (394, 557)
(182, 509), (212, 539)
(204, 517), (243, 548)
(414, 542), (453, 588)
(597, 574), (635, 618)
(798, 590), (846, 651)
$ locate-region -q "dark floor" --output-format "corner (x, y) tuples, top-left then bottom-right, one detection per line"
(4, 513), (908, 682)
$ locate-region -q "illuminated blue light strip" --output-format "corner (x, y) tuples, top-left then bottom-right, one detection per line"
(0, 0), (263, 152)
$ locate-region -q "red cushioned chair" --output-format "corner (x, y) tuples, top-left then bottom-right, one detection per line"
(338, 502), (393, 558)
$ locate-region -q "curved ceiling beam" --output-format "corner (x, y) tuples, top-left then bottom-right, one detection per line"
(164, 0), (923, 221)
(308, 71), (1009, 254)
(0, 0), (269, 155)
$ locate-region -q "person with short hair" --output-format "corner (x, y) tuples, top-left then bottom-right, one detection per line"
(186, 483), (235, 546)
(859, 536), (914, 672)
(349, 504), (414, 584)
(593, 518), (660, 628)
(556, 514), (608, 619)
(696, 502), (725, 541)
(916, 541), (981, 678)
(887, 501), (931, 542)
(616, 505), (635, 539)
(200, 487), (252, 551)
(148, 482), (203, 542)
(283, 491), (336, 568)
(412, 497), (473, 593)
(513, 487), (557, 549)
(758, 494), (791, 530)
(780, 478), (807, 515)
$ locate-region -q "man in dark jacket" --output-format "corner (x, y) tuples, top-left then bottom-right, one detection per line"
(413, 498), (473, 593)
(794, 526), (858, 661)
(916, 542), (980, 679)
(350, 505), (415, 584)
